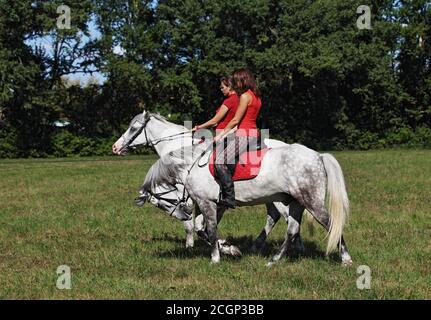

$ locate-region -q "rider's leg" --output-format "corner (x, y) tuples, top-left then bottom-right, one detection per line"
(214, 134), (237, 208)
(214, 134), (258, 208)
(214, 163), (236, 208)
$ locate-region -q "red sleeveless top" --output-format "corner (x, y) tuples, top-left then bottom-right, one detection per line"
(216, 93), (239, 130)
(237, 89), (261, 136)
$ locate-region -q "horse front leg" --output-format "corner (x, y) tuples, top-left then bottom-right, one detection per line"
(194, 204), (205, 231)
(194, 205), (210, 244)
(216, 206), (242, 256)
(196, 200), (220, 263)
(182, 219), (194, 248)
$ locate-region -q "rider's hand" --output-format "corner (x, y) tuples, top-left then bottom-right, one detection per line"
(192, 125), (199, 132)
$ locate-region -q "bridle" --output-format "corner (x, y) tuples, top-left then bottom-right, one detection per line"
(146, 184), (192, 217)
(121, 113), (200, 218)
(119, 117), (150, 153)
(119, 114), (194, 153)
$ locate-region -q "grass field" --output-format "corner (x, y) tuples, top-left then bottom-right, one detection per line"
(0, 150), (430, 299)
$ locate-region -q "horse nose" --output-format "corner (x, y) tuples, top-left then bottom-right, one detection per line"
(135, 193), (150, 206)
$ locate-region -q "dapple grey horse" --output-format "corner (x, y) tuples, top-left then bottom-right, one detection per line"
(114, 112), (353, 265)
(142, 140), (352, 266)
(113, 111), (305, 254)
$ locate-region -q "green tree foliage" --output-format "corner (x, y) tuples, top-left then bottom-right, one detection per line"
(0, 0), (430, 158)
(396, 0), (431, 128)
(0, 1), (48, 157)
(0, 0), (95, 157)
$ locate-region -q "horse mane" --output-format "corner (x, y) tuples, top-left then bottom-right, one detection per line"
(143, 154), (188, 191)
(147, 112), (188, 131)
(140, 110), (211, 191)
(148, 112), (168, 123)
(142, 140), (210, 191)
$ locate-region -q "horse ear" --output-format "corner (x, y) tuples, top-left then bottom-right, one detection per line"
(143, 110), (150, 121)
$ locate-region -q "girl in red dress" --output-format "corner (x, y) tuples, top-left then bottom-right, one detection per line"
(193, 76), (239, 132)
(213, 69), (262, 208)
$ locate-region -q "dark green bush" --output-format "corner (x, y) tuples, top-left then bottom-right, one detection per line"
(0, 126), (19, 158)
(52, 130), (113, 157)
(383, 126), (431, 148)
(51, 130), (154, 157)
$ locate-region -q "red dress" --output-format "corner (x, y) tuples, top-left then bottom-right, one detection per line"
(216, 93), (239, 130)
(209, 89), (266, 181)
(236, 89), (262, 136)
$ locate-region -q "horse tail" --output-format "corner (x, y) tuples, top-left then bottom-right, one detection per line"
(320, 153), (349, 254)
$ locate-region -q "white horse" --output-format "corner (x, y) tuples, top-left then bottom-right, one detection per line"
(114, 112), (353, 266)
(142, 139), (353, 266)
(113, 111), (305, 254)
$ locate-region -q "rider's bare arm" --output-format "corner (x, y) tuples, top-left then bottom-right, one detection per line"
(194, 105), (229, 130)
(214, 93), (251, 140)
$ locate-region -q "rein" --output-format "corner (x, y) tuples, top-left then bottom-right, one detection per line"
(120, 115), (194, 152)
(150, 131), (194, 146)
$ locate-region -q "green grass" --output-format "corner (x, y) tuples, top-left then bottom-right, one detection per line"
(0, 150), (430, 299)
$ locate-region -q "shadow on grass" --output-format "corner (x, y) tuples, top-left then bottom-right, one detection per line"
(150, 234), (339, 263)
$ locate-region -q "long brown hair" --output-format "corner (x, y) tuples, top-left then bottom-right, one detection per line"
(220, 76), (233, 89)
(232, 68), (261, 97)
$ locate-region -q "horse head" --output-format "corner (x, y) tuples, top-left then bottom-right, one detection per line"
(112, 111), (151, 155)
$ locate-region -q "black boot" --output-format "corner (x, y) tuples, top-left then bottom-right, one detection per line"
(215, 164), (236, 209)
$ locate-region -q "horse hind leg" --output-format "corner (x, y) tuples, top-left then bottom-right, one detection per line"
(281, 201), (306, 255)
(305, 200), (353, 266)
(288, 204), (305, 255)
(267, 200), (304, 266)
(339, 236), (352, 266)
(251, 203), (281, 252)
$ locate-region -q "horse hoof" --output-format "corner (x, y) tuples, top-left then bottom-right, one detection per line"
(230, 246), (242, 257)
(342, 259), (353, 267)
(294, 243), (305, 255)
(197, 230), (209, 243)
(218, 241), (242, 257)
(266, 261), (274, 268)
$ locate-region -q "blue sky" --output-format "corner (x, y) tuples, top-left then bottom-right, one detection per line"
(25, 16), (108, 86)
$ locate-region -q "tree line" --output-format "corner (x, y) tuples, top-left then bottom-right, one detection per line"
(0, 0), (430, 158)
